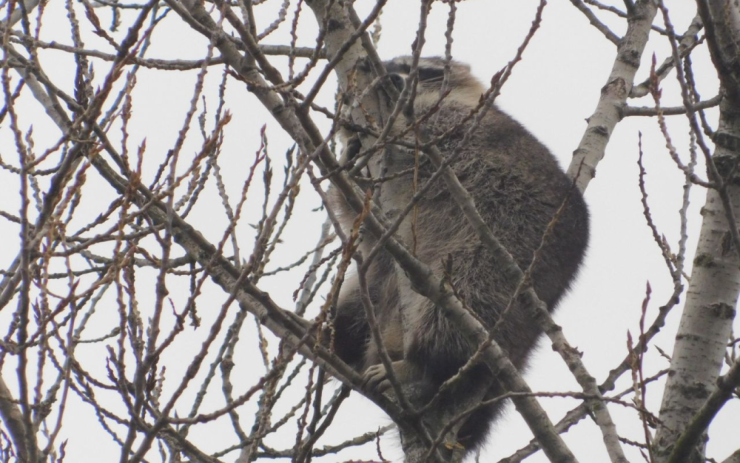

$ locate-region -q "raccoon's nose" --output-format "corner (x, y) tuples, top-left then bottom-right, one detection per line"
(389, 73), (405, 91)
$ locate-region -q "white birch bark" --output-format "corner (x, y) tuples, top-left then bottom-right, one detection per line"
(566, 0), (657, 192)
(654, 1), (740, 461)
(653, 185), (740, 463)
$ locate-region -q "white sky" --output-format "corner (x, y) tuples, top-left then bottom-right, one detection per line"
(0, 0), (737, 462)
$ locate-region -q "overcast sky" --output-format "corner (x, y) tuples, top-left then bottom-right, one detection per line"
(1, 0), (737, 462)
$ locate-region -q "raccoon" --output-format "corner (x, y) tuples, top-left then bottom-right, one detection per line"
(328, 56), (589, 456)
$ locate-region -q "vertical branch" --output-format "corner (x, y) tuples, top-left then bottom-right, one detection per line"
(654, 2), (740, 462)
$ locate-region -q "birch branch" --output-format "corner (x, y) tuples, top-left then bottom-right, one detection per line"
(566, 0), (658, 191)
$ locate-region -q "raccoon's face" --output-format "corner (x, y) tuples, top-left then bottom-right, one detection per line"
(383, 56), (484, 108)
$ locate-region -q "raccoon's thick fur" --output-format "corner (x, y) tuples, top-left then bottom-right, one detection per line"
(329, 56), (589, 455)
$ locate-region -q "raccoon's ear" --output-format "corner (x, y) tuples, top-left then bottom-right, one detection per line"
(440, 58), (472, 75)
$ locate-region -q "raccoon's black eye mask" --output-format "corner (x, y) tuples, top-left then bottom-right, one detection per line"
(385, 68), (445, 93)
(385, 62), (445, 82)
(417, 67), (445, 82)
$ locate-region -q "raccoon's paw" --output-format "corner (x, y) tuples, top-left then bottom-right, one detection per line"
(362, 360), (418, 395)
(363, 363), (393, 394)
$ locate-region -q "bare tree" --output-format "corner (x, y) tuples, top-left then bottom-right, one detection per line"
(0, 0), (737, 462)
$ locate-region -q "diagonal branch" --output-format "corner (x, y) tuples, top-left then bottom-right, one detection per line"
(567, 0), (658, 191)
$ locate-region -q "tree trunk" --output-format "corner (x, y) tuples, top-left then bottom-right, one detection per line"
(654, 2), (740, 461)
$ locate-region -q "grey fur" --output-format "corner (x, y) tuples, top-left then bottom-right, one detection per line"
(329, 56), (589, 455)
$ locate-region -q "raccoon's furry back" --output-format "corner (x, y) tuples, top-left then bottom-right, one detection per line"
(329, 56), (589, 455)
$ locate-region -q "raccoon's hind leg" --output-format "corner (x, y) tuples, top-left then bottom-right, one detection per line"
(330, 275), (370, 369)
